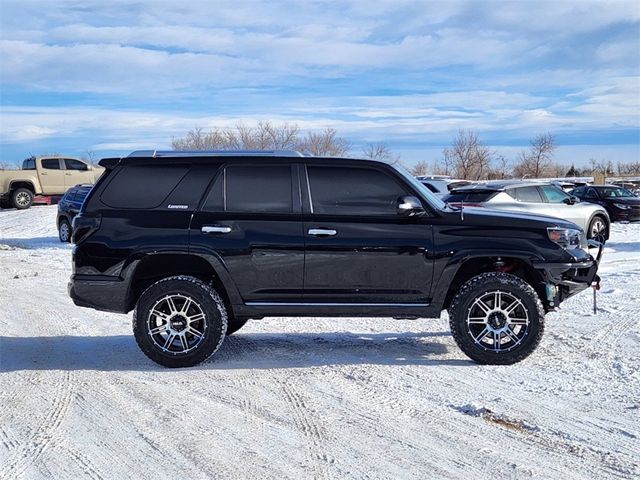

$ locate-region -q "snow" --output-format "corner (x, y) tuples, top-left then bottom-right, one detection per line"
(1, 205), (638, 479)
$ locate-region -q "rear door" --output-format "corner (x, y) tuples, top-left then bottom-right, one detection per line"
(189, 162), (304, 302)
(37, 158), (66, 193)
(302, 163), (434, 304)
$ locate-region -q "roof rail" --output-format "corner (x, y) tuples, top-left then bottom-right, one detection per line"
(127, 150), (306, 158)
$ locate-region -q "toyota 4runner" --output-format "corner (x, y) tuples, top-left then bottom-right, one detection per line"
(68, 150), (601, 367)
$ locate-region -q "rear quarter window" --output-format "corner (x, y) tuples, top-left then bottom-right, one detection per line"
(100, 166), (189, 209)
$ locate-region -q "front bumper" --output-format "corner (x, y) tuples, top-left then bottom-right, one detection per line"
(533, 241), (603, 308)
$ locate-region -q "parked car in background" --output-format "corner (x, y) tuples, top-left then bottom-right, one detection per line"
(57, 184), (92, 242)
(0, 156), (104, 209)
(570, 185), (640, 223)
(443, 181), (610, 242)
(609, 181), (640, 196)
(416, 175), (472, 196)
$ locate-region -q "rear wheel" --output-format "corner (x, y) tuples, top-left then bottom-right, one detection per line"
(587, 215), (608, 244)
(133, 276), (227, 368)
(58, 218), (71, 242)
(448, 272), (544, 365)
(12, 188), (33, 209)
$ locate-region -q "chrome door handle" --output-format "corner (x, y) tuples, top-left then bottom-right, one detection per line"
(308, 228), (337, 237)
(202, 225), (231, 234)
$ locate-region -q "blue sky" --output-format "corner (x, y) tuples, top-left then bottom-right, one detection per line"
(1, 0), (639, 169)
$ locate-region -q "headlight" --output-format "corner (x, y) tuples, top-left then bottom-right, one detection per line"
(613, 203), (631, 210)
(547, 227), (587, 250)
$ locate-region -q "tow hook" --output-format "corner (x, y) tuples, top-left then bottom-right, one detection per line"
(592, 275), (601, 314)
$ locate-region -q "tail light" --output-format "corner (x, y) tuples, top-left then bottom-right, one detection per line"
(72, 213), (101, 244)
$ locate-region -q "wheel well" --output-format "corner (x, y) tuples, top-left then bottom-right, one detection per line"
(10, 181), (35, 193)
(443, 257), (544, 310)
(127, 254), (233, 315)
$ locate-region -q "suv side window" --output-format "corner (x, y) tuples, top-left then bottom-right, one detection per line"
(41, 159), (61, 170)
(203, 165), (293, 213)
(515, 186), (543, 203)
(539, 185), (569, 203)
(64, 159), (89, 171)
(307, 165), (408, 215)
(585, 188), (599, 198)
(101, 166), (189, 209)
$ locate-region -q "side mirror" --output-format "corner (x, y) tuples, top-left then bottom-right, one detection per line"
(563, 196), (579, 205)
(397, 196), (425, 216)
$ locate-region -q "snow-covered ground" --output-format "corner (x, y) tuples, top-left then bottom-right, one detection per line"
(0, 205), (638, 480)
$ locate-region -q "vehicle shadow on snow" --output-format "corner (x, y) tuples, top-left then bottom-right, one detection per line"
(0, 331), (470, 371)
(0, 236), (70, 250)
(605, 241), (640, 253)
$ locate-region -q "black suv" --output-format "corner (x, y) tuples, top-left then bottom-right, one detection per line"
(57, 184), (92, 242)
(68, 150), (601, 367)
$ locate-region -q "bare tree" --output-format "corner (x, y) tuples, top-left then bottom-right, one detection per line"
(172, 122), (350, 157)
(0, 162), (16, 170)
(442, 130), (493, 180)
(410, 160), (430, 176)
(616, 161), (640, 175)
(362, 142), (400, 164)
(513, 133), (555, 178)
(298, 128), (350, 157)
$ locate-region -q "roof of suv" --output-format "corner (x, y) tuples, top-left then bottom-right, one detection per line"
(98, 150), (389, 169)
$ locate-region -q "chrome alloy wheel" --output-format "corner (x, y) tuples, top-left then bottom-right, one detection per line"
(590, 218), (606, 241)
(465, 290), (529, 352)
(15, 191), (31, 207)
(147, 294), (208, 355)
(59, 222), (70, 242)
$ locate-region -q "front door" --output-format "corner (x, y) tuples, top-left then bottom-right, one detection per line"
(63, 158), (94, 188)
(37, 158), (66, 193)
(302, 164), (434, 304)
(189, 163), (304, 303)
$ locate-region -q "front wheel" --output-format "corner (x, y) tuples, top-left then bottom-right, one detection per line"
(133, 276), (227, 368)
(448, 272), (544, 365)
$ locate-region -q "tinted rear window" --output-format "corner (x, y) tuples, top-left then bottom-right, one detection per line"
(100, 166), (189, 209)
(226, 165), (292, 213)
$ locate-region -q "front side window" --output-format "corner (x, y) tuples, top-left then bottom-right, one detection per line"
(515, 186), (543, 203)
(41, 159), (61, 170)
(22, 158), (36, 170)
(585, 188), (599, 198)
(307, 165), (409, 215)
(540, 185), (570, 203)
(64, 159), (89, 171)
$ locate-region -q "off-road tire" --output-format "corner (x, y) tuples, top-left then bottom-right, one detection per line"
(226, 317), (249, 336)
(12, 188), (34, 209)
(58, 218), (71, 242)
(448, 272), (545, 365)
(133, 276), (227, 368)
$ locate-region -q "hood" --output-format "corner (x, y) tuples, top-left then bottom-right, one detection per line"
(605, 197), (640, 205)
(446, 205), (580, 230)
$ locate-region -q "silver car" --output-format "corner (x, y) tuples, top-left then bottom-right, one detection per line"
(443, 181), (610, 242)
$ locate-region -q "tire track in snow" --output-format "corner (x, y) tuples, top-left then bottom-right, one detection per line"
(0, 370), (74, 479)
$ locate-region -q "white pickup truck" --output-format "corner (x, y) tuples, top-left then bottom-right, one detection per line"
(0, 156), (104, 209)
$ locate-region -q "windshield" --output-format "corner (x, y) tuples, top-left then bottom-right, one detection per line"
(600, 187), (635, 198)
(391, 163), (447, 210)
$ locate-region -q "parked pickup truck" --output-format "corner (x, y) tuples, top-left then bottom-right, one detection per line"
(0, 156), (104, 209)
